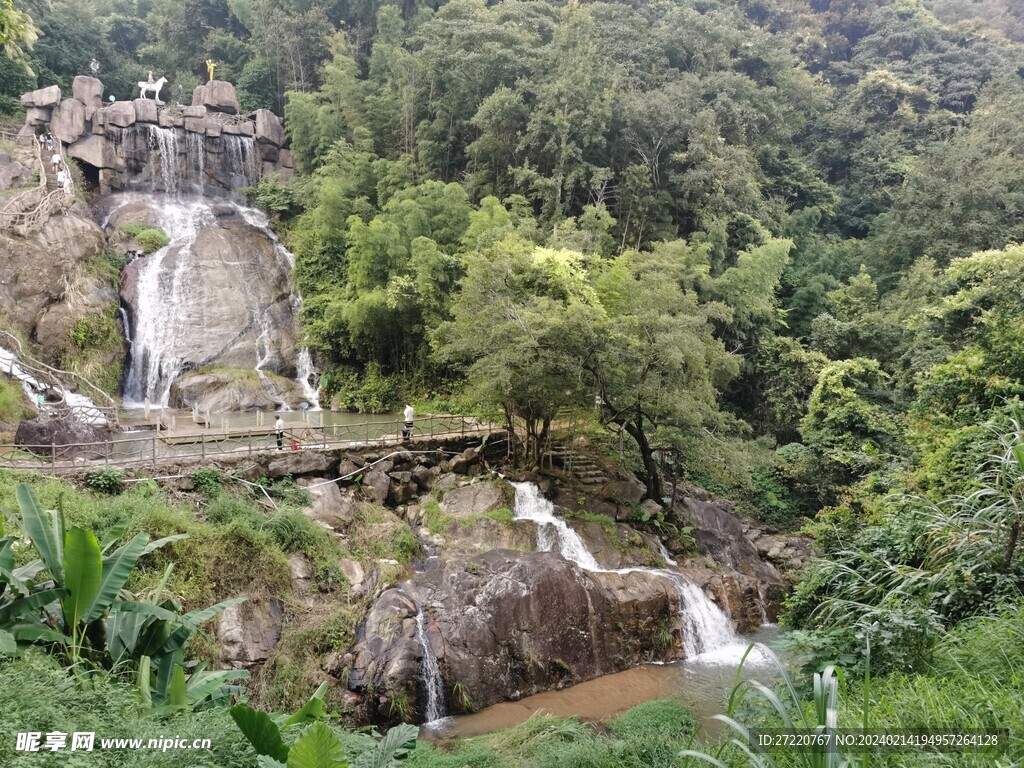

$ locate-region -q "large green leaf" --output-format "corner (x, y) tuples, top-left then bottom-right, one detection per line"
(0, 587), (68, 625)
(0, 629), (15, 655)
(230, 704), (289, 763)
(0, 538), (13, 578)
(287, 722), (348, 768)
(62, 528), (102, 632)
(284, 682), (328, 727)
(138, 655), (152, 707)
(99, 521), (128, 555)
(16, 485), (63, 583)
(142, 534), (188, 555)
(351, 724), (418, 768)
(86, 533), (149, 622)
(168, 664), (188, 707)
(184, 669), (250, 705)
(8, 623), (72, 644)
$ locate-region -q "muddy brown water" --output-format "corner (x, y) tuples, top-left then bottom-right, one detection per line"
(425, 625), (783, 741)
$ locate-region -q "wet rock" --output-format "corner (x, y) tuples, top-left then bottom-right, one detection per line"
(168, 370), (300, 413)
(217, 599), (284, 669)
(21, 85), (61, 109)
(72, 76), (103, 109)
(439, 481), (512, 517)
(344, 550), (678, 724)
(50, 99), (86, 144)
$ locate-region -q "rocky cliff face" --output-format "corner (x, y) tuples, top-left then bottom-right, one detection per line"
(22, 77), (293, 196)
(108, 193), (303, 407)
(345, 551), (678, 724)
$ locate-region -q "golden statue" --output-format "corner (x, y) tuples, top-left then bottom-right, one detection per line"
(205, 59), (216, 82)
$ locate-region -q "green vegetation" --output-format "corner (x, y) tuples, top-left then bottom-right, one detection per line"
(115, 223), (170, 255)
(0, 376), (31, 430)
(408, 702), (694, 768)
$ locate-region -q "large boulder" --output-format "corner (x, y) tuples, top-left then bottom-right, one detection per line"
(297, 478), (357, 529)
(0, 159), (32, 190)
(21, 85), (61, 109)
(265, 450), (338, 479)
(25, 107), (52, 127)
(439, 480), (513, 517)
(72, 76), (103, 109)
(217, 599), (283, 669)
(67, 134), (119, 170)
(14, 417), (111, 459)
(344, 550), (678, 724)
(193, 80), (240, 115)
(114, 199), (304, 392)
(50, 99), (86, 144)
(133, 98), (158, 124)
(254, 109), (285, 146)
(360, 469), (391, 504)
(102, 101), (136, 129)
(168, 370), (300, 413)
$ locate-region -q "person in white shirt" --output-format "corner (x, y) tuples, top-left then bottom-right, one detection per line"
(56, 169), (66, 186)
(402, 404), (414, 439)
(51, 152), (61, 172)
(62, 176), (72, 195)
(275, 415), (285, 449)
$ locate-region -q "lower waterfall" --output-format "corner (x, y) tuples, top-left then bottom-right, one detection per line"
(511, 482), (754, 662)
(414, 605), (448, 725)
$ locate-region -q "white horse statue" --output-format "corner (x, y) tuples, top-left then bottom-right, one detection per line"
(138, 76), (167, 103)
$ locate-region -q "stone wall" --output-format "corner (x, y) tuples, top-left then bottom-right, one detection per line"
(21, 77), (294, 194)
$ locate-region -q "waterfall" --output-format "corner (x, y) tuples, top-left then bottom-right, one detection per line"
(0, 346), (107, 424)
(121, 196), (212, 406)
(185, 131), (205, 187)
(223, 134), (260, 188)
(414, 605), (448, 724)
(757, 583), (772, 626)
(239, 205), (321, 408)
(511, 482), (755, 663)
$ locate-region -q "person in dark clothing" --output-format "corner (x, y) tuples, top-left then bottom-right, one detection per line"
(275, 415), (285, 449)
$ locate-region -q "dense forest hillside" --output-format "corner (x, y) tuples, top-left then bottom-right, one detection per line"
(3, 0), (1024, 765)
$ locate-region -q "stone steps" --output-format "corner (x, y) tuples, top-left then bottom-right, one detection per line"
(546, 440), (609, 485)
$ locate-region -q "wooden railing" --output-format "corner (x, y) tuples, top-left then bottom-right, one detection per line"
(0, 414), (495, 472)
(0, 133), (73, 234)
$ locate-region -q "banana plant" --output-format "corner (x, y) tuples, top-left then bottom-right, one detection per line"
(1, 483), (246, 708)
(230, 683), (418, 768)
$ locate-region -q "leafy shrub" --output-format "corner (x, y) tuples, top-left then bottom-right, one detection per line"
(325, 362), (401, 413)
(68, 310), (119, 353)
(115, 222), (170, 254)
(85, 467), (125, 494)
(192, 467), (222, 499)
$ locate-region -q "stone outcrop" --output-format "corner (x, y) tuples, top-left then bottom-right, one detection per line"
(50, 98), (85, 145)
(438, 480), (513, 517)
(19, 78), (293, 195)
(217, 599), (284, 669)
(72, 76), (103, 110)
(194, 80), (241, 115)
(168, 370), (301, 413)
(342, 550), (678, 724)
(21, 85), (61, 109)
(112, 198), (302, 387)
(14, 417), (112, 457)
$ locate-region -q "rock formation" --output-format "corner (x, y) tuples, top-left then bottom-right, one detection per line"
(20, 77), (293, 195)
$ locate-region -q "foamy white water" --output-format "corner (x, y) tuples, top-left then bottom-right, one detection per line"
(511, 482), (767, 665)
(415, 605), (448, 725)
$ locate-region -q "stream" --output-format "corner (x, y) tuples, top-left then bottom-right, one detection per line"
(419, 482), (783, 738)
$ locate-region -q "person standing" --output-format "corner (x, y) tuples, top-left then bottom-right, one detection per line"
(275, 415), (285, 450)
(51, 151), (61, 173)
(402, 403), (414, 439)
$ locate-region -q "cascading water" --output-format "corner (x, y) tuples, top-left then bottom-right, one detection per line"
(120, 196), (212, 406)
(414, 605), (448, 724)
(0, 346), (107, 424)
(511, 482), (757, 663)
